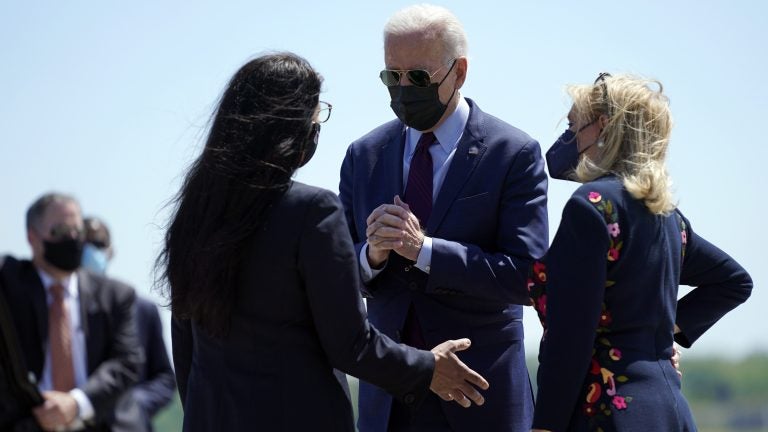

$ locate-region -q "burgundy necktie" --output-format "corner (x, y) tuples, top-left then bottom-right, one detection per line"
(401, 132), (438, 349)
(49, 283), (75, 391)
(404, 132), (438, 226)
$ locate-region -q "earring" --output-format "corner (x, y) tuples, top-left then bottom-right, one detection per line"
(597, 139), (605, 148)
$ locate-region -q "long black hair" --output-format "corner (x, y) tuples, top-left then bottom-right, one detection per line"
(156, 52), (322, 337)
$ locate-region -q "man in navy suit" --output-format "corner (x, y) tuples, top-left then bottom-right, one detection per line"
(339, 4), (548, 431)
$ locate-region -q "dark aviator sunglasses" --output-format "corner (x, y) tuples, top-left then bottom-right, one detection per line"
(379, 59), (457, 88)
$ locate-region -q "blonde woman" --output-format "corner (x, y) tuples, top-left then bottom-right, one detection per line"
(529, 74), (752, 431)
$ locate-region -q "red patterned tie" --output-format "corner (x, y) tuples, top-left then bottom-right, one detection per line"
(50, 283), (75, 391)
(404, 132), (438, 226)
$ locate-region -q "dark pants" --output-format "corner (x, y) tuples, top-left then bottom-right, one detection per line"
(388, 391), (453, 432)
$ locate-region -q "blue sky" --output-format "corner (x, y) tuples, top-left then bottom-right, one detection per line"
(2, 1), (766, 359)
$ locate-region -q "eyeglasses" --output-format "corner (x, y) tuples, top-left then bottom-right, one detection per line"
(315, 101), (332, 123)
(379, 59), (457, 88)
(47, 224), (85, 241)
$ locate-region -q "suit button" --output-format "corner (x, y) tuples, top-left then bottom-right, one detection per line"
(408, 282), (418, 290)
(404, 265), (411, 272)
(404, 393), (416, 405)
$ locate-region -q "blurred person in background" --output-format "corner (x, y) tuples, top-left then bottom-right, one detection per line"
(82, 217), (175, 432)
(0, 193), (141, 431)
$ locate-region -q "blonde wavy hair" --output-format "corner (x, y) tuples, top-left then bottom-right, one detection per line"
(570, 74), (676, 215)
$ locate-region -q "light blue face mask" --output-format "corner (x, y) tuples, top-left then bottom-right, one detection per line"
(81, 243), (109, 274)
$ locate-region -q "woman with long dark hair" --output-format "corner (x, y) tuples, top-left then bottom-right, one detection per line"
(156, 52), (488, 431)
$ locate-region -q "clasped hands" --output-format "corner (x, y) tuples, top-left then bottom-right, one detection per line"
(366, 195), (424, 268)
(33, 391), (78, 431)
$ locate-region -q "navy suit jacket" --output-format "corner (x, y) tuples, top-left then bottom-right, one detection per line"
(339, 99), (549, 432)
(171, 182), (435, 432)
(0, 256), (142, 432)
(530, 176), (752, 431)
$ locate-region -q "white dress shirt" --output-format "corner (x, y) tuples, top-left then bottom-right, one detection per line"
(360, 95), (471, 280)
(37, 269), (95, 424)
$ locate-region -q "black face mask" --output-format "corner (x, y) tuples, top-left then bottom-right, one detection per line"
(388, 61), (457, 131)
(43, 238), (84, 272)
(298, 123), (320, 167)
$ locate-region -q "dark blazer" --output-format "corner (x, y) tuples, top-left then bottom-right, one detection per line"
(530, 176), (752, 431)
(171, 182), (435, 432)
(0, 256), (142, 432)
(111, 297), (175, 432)
(339, 99), (549, 432)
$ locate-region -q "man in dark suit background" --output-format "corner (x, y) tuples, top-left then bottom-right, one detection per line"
(81, 217), (175, 432)
(0, 193), (142, 431)
(339, 4), (549, 431)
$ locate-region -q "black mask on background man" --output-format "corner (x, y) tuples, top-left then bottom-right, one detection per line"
(43, 238), (84, 272)
(388, 61), (457, 131)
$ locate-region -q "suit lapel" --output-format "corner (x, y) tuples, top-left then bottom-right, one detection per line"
(426, 100), (487, 233)
(377, 125), (406, 205)
(23, 265), (49, 364)
(76, 270), (94, 371)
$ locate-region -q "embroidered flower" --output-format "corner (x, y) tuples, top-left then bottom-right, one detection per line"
(527, 278), (534, 292)
(609, 348), (622, 361)
(590, 358), (601, 375)
(599, 310), (613, 326)
(607, 223), (620, 238)
(681, 230), (687, 245)
(586, 382), (602, 403)
(612, 395), (627, 410)
(607, 247), (620, 261)
(533, 261), (547, 283)
(589, 192), (602, 203)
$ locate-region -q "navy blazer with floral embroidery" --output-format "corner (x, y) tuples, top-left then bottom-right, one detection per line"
(530, 175), (752, 432)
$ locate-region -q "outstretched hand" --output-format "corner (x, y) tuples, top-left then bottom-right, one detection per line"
(430, 338), (489, 408)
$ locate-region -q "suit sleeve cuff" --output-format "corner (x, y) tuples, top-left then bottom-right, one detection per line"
(70, 388), (95, 421)
(413, 236), (433, 274)
(359, 243), (385, 282)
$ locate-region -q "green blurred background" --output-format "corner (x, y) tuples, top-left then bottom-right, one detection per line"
(153, 353), (768, 431)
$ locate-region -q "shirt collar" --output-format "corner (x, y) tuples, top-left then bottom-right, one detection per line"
(36, 267), (78, 298)
(407, 95), (470, 155)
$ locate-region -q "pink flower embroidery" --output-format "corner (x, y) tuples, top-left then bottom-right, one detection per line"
(588, 192), (602, 203)
(612, 395), (628, 410)
(681, 230), (687, 244)
(609, 348), (622, 361)
(607, 223), (620, 238)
